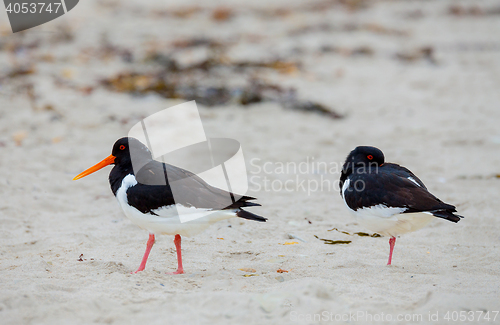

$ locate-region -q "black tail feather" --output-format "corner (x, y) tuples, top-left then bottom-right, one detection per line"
(240, 195), (258, 201)
(225, 195), (261, 209)
(432, 210), (463, 223)
(241, 201), (261, 207)
(236, 209), (267, 222)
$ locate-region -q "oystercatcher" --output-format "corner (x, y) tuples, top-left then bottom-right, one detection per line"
(74, 137), (266, 274)
(339, 146), (463, 265)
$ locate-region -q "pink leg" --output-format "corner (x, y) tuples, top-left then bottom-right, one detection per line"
(167, 234), (184, 275)
(387, 236), (396, 265)
(132, 233), (155, 274)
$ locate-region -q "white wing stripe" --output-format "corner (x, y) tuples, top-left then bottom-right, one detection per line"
(407, 177), (421, 187)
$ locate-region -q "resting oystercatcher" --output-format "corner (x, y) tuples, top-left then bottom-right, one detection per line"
(339, 146), (463, 265)
(74, 137), (266, 274)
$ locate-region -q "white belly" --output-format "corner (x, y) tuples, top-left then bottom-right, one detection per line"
(115, 174), (237, 237)
(342, 179), (434, 237)
(353, 210), (434, 237)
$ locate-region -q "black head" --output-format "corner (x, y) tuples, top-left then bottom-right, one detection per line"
(73, 137), (152, 181)
(111, 137), (152, 166)
(342, 146), (385, 173)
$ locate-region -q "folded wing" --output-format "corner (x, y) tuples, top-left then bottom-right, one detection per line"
(344, 166), (462, 223)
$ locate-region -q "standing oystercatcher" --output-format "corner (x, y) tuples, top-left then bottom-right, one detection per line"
(74, 137), (266, 274)
(339, 146), (463, 265)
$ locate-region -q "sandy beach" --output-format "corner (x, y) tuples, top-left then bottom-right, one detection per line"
(1, 0), (500, 324)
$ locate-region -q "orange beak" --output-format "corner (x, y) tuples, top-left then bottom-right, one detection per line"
(73, 155), (116, 180)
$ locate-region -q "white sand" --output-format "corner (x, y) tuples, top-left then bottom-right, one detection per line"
(1, 0), (500, 324)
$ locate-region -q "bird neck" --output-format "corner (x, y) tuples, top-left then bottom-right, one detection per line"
(339, 162), (381, 197)
(109, 162), (135, 196)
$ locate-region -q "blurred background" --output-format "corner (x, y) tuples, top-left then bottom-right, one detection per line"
(1, 0), (499, 126)
(1, 0), (500, 324)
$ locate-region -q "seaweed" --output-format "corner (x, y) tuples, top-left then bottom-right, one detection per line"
(101, 69), (343, 118)
(314, 235), (352, 245)
(449, 5), (500, 16)
(328, 227), (381, 237)
(395, 47), (436, 64)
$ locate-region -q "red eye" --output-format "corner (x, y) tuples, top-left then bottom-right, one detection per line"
(120, 145), (126, 150)
(367, 155), (373, 160)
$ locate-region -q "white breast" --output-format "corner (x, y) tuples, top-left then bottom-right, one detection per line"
(115, 174), (237, 237)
